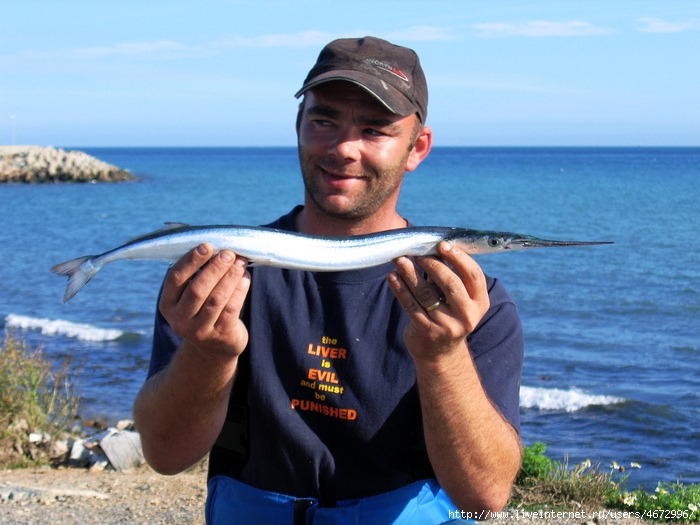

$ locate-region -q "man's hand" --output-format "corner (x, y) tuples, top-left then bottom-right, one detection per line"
(159, 243), (251, 359)
(134, 244), (251, 475)
(388, 241), (490, 360)
(388, 241), (520, 512)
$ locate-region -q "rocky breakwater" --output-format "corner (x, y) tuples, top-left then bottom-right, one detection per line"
(0, 145), (134, 183)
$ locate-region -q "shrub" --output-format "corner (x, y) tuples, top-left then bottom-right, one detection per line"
(0, 330), (81, 467)
(517, 441), (553, 484)
(514, 443), (619, 509)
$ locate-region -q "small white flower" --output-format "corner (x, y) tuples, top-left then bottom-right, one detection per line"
(630, 462), (641, 469)
(689, 503), (698, 512)
(620, 493), (637, 506)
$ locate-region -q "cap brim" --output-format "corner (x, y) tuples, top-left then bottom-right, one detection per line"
(294, 70), (418, 118)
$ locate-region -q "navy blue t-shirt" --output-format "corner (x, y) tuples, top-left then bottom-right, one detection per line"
(148, 207), (524, 503)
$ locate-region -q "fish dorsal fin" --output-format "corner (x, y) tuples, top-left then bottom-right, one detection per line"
(124, 222), (190, 244)
(162, 222), (189, 229)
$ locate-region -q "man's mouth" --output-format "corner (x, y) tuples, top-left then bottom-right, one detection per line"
(319, 166), (364, 185)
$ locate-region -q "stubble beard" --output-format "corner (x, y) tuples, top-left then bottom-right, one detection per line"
(297, 144), (410, 222)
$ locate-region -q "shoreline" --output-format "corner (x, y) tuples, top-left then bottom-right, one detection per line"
(0, 463), (661, 525)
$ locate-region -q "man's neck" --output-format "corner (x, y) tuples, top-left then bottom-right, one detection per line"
(295, 206), (407, 236)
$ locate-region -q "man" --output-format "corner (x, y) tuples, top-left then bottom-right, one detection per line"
(134, 36), (523, 524)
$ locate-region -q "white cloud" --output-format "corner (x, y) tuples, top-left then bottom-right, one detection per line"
(381, 26), (458, 42)
(67, 32), (334, 59)
(71, 41), (188, 58)
(17, 40), (194, 61)
(14, 32), (332, 62)
(636, 17), (700, 33)
(432, 71), (585, 96)
(215, 27), (457, 47)
(12, 28), (458, 63)
(473, 20), (613, 38)
(212, 30), (335, 49)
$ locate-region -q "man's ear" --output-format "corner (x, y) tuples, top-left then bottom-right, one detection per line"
(405, 125), (433, 173)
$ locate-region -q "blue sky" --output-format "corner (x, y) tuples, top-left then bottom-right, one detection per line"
(2, 1), (699, 146)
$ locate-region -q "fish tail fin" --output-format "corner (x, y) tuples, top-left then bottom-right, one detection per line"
(51, 256), (100, 302)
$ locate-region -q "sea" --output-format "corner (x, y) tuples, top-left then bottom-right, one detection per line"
(1, 147), (698, 491)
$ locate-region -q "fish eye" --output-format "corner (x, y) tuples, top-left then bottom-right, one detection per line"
(487, 237), (502, 247)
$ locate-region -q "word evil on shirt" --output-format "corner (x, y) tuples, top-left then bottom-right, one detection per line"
(291, 335), (358, 421)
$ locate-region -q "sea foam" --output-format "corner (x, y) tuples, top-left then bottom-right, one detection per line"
(520, 386), (623, 412)
(4, 314), (124, 342)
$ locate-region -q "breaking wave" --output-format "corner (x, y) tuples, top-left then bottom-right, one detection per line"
(520, 386), (624, 412)
(4, 314), (124, 342)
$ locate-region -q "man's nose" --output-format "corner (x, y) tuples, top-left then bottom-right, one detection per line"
(330, 127), (362, 161)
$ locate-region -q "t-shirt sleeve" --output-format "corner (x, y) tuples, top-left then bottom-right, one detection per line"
(467, 276), (524, 433)
(147, 283), (183, 379)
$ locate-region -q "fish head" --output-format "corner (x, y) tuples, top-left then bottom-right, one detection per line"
(453, 229), (615, 254)
(448, 230), (519, 253)
(494, 233), (615, 252)
(473, 232), (552, 253)
(476, 233), (513, 252)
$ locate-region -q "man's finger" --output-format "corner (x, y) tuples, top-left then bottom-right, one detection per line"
(198, 253), (249, 328)
(437, 242), (488, 303)
(160, 244), (214, 308)
(175, 249), (240, 322)
(392, 256), (443, 311)
(387, 269), (428, 319)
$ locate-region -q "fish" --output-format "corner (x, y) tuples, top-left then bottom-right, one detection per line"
(51, 223), (613, 302)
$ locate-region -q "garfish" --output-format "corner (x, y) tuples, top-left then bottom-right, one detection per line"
(51, 223), (613, 302)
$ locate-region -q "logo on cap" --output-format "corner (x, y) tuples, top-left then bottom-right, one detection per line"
(365, 58), (409, 83)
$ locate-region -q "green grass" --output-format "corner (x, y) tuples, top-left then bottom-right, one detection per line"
(513, 442), (700, 522)
(0, 330), (81, 468)
(610, 482), (700, 523)
(512, 442), (618, 509)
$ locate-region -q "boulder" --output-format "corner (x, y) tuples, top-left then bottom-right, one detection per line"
(66, 425), (145, 472)
(99, 429), (145, 471)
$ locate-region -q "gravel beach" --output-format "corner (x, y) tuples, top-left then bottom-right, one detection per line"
(1, 464), (207, 525)
(1, 464), (659, 525)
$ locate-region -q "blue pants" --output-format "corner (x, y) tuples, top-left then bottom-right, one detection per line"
(206, 476), (474, 524)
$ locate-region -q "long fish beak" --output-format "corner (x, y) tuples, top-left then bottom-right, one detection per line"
(509, 236), (615, 250)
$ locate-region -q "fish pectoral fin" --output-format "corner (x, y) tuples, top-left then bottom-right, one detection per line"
(245, 254), (278, 267)
(247, 256), (272, 266)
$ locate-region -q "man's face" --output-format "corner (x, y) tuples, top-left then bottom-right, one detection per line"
(297, 82), (421, 222)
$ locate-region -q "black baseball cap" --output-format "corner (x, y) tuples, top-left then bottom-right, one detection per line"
(295, 36), (428, 124)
